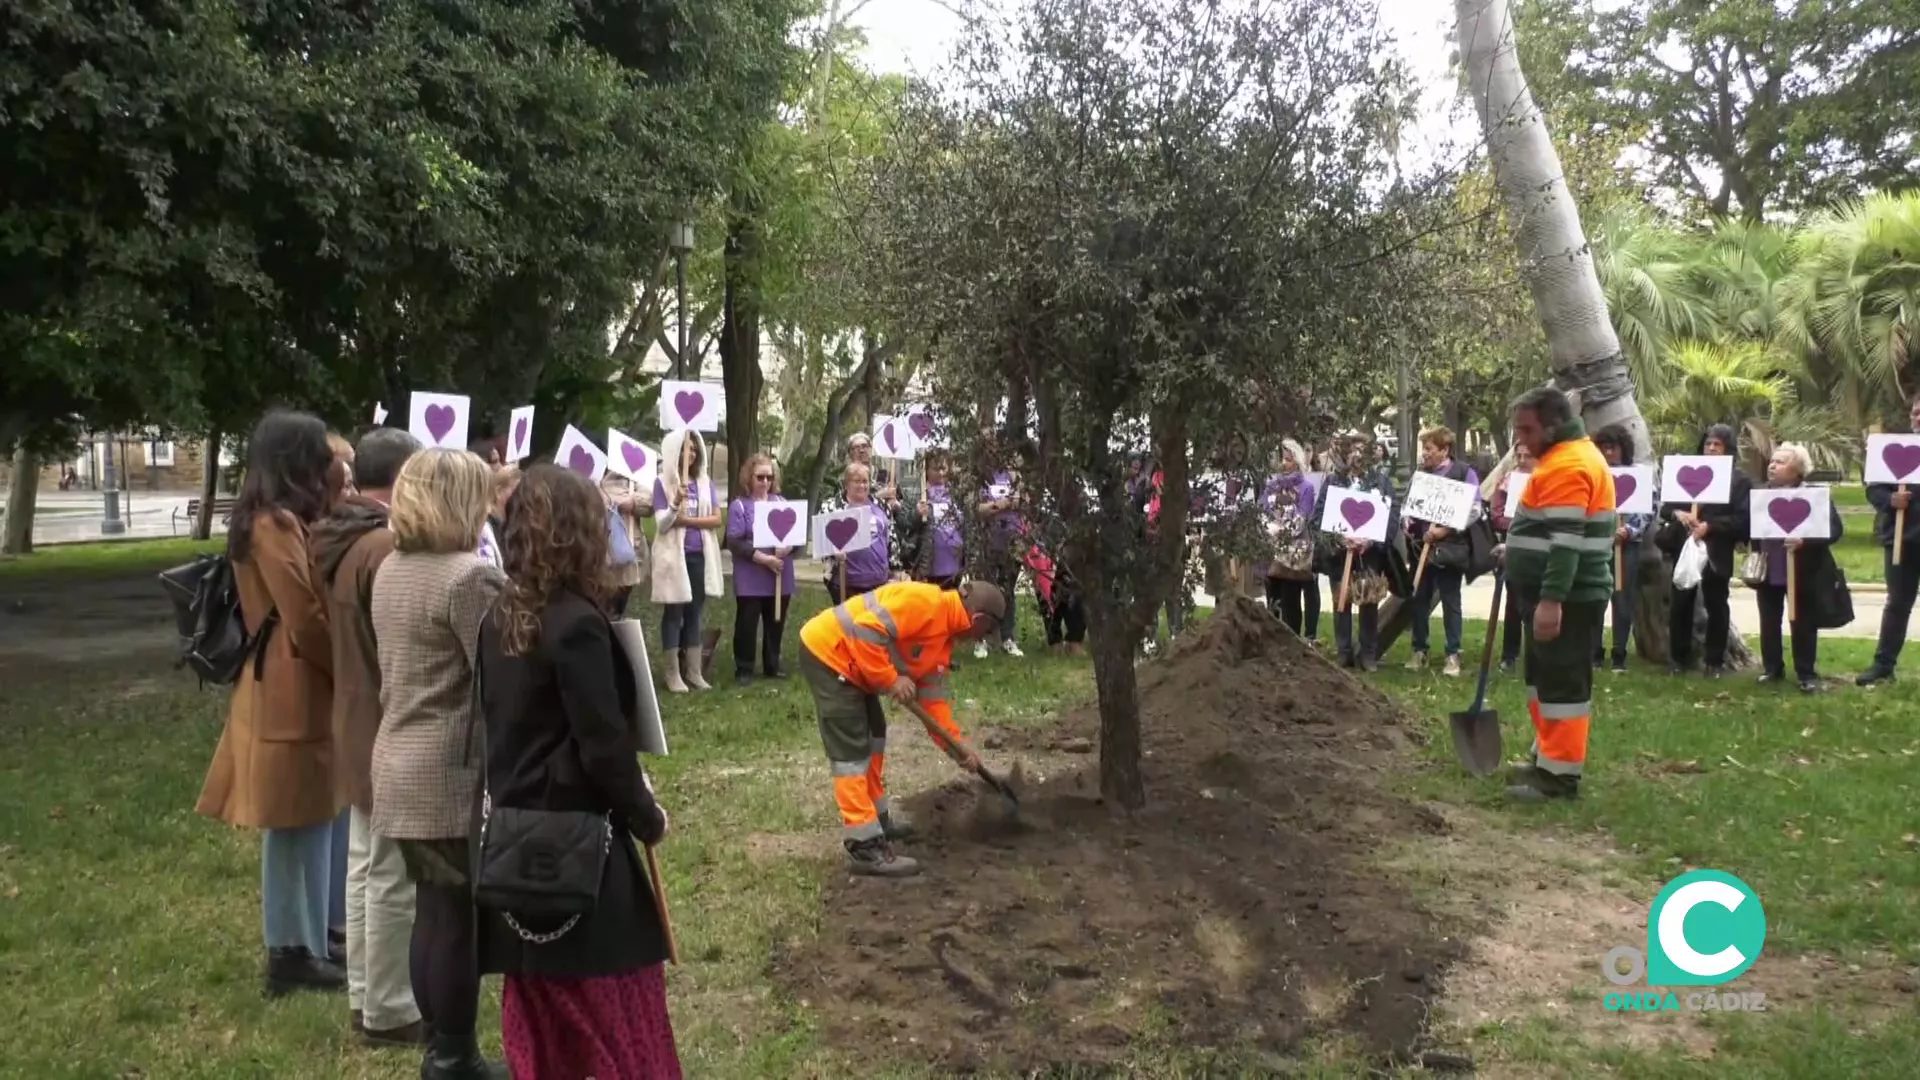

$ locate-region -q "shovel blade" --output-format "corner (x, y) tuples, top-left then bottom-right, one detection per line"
(1448, 708), (1503, 777)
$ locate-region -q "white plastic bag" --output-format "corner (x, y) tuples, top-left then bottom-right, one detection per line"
(1672, 536), (1707, 591)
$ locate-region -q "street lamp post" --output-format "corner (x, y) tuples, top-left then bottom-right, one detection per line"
(669, 219), (695, 380)
(100, 432), (126, 536)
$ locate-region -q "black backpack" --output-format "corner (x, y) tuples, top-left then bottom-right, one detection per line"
(158, 554), (276, 686)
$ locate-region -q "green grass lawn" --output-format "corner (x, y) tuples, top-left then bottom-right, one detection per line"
(0, 536), (221, 578)
(2, 579), (1917, 1077)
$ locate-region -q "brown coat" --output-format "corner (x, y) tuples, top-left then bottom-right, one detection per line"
(196, 512), (342, 830)
(311, 496), (396, 813)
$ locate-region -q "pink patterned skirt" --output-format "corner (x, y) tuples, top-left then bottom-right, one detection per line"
(502, 964), (682, 1079)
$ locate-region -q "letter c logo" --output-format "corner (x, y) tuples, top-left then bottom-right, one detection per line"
(1646, 870), (1766, 987)
(1658, 880), (1747, 978)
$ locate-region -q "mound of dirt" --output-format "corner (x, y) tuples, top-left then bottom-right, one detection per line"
(774, 599), (1468, 1073)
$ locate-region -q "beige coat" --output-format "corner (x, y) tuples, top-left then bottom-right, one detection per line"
(649, 428), (724, 604)
(196, 512), (342, 830)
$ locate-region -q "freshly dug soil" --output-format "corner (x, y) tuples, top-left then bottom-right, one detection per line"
(775, 598), (1467, 1073)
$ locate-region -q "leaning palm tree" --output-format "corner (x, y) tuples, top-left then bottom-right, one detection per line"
(1453, 0), (1654, 462)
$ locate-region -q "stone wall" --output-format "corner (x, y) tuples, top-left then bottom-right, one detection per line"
(0, 438), (210, 492)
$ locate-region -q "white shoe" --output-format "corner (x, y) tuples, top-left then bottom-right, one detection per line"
(1002, 639), (1024, 658)
(973, 641), (990, 660)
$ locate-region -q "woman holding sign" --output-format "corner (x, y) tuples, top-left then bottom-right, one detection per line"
(1751, 444), (1844, 692)
(650, 430), (724, 694)
(898, 450), (967, 589)
(1591, 426), (1651, 672)
(1315, 437), (1395, 672)
(820, 462), (900, 604)
(1403, 427), (1480, 677)
(725, 454), (798, 685)
(1858, 392), (1920, 687)
(1659, 424), (1749, 678)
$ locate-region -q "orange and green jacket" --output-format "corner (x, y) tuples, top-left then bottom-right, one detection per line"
(1507, 418), (1617, 604)
(800, 582), (970, 735)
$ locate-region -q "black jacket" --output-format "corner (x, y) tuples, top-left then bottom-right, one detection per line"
(1764, 499), (1850, 626)
(475, 588), (670, 978)
(1659, 471), (1753, 579)
(1866, 482), (1920, 550)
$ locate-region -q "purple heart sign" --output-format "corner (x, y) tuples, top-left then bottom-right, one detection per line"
(824, 516), (860, 551)
(513, 416), (529, 451)
(566, 445), (596, 476)
(621, 443), (649, 474)
(673, 390), (704, 424)
(1767, 496), (1812, 534)
(424, 403), (456, 443)
(767, 507), (797, 542)
(1614, 474), (1637, 507)
(1676, 464), (1714, 498)
(881, 423), (897, 455)
(1882, 442), (1920, 482)
(1339, 497), (1376, 531)
(908, 412), (933, 440)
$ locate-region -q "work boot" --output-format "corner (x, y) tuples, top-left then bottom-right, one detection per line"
(880, 809), (917, 842)
(682, 648), (711, 691)
(662, 659), (689, 694)
(1404, 651), (1427, 672)
(419, 1030), (508, 1080)
(845, 837), (921, 878)
(263, 947), (346, 997)
(1505, 769), (1579, 803)
(1856, 666), (1895, 687)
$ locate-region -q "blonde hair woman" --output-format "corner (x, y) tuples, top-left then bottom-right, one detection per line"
(478, 462), (520, 570)
(370, 448), (509, 1079)
(649, 428), (723, 692)
(725, 453), (797, 683)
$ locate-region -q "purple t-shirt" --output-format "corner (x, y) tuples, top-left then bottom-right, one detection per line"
(725, 497), (798, 597)
(924, 483), (965, 579)
(838, 503), (892, 590)
(979, 471), (1023, 546)
(654, 475), (715, 553)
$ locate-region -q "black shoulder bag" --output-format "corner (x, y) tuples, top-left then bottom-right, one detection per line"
(467, 631), (612, 944)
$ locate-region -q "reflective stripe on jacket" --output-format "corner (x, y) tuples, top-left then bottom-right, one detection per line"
(1506, 421), (1616, 604)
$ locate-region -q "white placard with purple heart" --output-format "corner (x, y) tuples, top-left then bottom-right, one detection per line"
(1502, 471), (1530, 519)
(374, 402), (389, 426)
(555, 424), (607, 484)
(1317, 485), (1390, 544)
(1865, 434), (1920, 486)
(873, 414), (918, 460)
(408, 391), (470, 450)
(507, 405), (535, 462)
(1749, 487), (1831, 540)
(605, 428), (656, 486)
(1659, 455), (1733, 505)
(812, 507), (877, 557)
(1611, 465), (1654, 514)
(904, 405), (947, 450)
(752, 499), (809, 549)
(658, 379), (723, 432)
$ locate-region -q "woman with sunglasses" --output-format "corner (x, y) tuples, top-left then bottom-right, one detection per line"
(724, 454), (798, 684)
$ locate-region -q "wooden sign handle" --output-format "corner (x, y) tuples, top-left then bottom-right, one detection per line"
(1411, 541), (1432, 592)
(1338, 548), (1355, 610)
(1615, 536), (1625, 592)
(1896, 483), (1908, 568)
(645, 844), (680, 966)
(773, 565), (784, 623)
(1787, 550), (1799, 624)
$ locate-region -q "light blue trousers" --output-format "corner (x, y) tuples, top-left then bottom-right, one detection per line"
(262, 811), (348, 955)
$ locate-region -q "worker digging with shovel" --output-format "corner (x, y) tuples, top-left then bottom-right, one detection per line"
(798, 580), (1013, 877)
(1499, 386), (1617, 802)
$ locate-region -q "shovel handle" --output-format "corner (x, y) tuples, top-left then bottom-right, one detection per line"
(1469, 573), (1504, 713)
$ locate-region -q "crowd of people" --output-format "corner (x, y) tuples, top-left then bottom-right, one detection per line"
(189, 388), (1919, 1073)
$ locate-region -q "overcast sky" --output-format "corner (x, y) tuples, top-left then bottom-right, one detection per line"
(848, 0), (1476, 168)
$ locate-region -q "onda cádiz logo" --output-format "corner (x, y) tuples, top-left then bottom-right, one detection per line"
(1602, 869), (1769, 1013)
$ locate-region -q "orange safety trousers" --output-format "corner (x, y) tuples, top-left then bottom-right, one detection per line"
(831, 735), (892, 840)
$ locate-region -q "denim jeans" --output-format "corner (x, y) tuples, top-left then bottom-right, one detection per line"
(262, 818), (339, 956)
(1409, 566), (1465, 656)
(660, 551), (708, 650)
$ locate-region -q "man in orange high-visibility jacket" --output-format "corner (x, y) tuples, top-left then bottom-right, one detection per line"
(799, 581), (1006, 877)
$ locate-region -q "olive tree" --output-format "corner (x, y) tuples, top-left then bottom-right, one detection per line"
(864, 0), (1413, 808)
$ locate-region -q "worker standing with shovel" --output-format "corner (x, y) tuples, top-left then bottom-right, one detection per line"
(1501, 387), (1616, 803)
(798, 581), (1009, 877)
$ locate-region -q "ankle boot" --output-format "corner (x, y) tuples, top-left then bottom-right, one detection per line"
(662, 655), (689, 694)
(420, 1030), (508, 1080)
(682, 647), (711, 691)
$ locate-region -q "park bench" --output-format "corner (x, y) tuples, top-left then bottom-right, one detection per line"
(171, 496), (237, 535)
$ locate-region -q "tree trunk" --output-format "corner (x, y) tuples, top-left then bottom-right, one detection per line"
(2, 446), (39, 555)
(1456, 0), (1653, 464)
(192, 428), (222, 541)
(719, 203), (764, 475)
(1085, 583), (1146, 810)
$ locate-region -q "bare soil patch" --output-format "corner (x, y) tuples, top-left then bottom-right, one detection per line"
(0, 573), (177, 676)
(774, 599), (1470, 1073)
